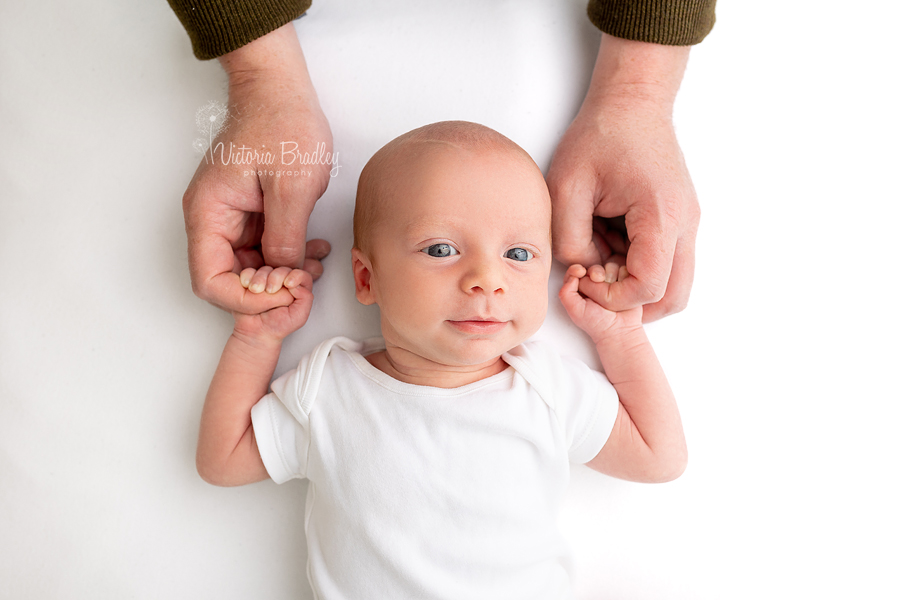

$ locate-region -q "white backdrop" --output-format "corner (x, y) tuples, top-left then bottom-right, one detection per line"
(2, 0), (898, 598)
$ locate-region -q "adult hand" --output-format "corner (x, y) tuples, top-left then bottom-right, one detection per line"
(547, 35), (699, 322)
(183, 24), (335, 314)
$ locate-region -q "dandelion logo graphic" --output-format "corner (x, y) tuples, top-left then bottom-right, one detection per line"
(193, 100), (230, 161)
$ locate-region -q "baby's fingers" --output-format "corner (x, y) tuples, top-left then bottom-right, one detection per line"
(587, 262), (628, 283)
(240, 265), (314, 296)
(559, 266), (587, 316)
(565, 264), (587, 280)
(264, 266), (293, 293)
(587, 264), (606, 283)
(245, 266), (273, 293)
(287, 270), (314, 298)
(284, 268), (311, 290)
(239, 267), (258, 290)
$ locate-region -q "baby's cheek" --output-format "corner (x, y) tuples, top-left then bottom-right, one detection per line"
(518, 283), (549, 331)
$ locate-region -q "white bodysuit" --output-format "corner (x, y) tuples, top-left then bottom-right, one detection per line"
(251, 337), (619, 600)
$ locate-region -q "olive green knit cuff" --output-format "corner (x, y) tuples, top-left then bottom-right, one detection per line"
(587, 0), (716, 46)
(167, 0), (312, 60)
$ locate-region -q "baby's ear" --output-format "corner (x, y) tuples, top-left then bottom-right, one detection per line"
(351, 248), (377, 306)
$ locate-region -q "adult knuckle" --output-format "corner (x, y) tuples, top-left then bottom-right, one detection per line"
(546, 168), (575, 200)
(637, 265), (668, 303)
(645, 283), (666, 304)
(682, 194), (701, 229)
(192, 277), (212, 301)
(182, 178), (220, 219)
(552, 240), (580, 264)
(265, 245), (303, 267)
(665, 296), (689, 316)
(181, 188), (193, 212)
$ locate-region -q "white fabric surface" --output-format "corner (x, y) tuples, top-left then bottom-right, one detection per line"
(251, 336), (619, 599)
(2, 0), (899, 598)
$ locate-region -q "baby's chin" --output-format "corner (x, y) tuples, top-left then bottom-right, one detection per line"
(426, 338), (523, 369)
(435, 325), (542, 366)
(381, 319), (541, 372)
(390, 339), (504, 370)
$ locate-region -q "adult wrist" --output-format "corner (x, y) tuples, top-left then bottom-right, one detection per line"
(219, 23), (312, 88)
(583, 34), (690, 118)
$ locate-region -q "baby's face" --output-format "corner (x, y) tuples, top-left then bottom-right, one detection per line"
(358, 143), (552, 370)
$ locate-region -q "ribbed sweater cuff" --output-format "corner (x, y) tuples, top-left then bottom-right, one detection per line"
(167, 0), (312, 60)
(587, 0), (717, 46)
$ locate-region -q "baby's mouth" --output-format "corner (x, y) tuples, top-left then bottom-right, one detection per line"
(447, 319), (508, 334)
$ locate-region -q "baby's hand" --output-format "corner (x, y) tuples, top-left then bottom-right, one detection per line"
(559, 262), (643, 341)
(239, 266), (309, 295)
(233, 268), (316, 344)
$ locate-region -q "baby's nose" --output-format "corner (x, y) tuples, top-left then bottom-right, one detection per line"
(461, 259), (505, 294)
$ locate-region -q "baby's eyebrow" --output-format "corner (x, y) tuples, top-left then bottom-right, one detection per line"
(401, 214), (550, 248)
(403, 215), (466, 239)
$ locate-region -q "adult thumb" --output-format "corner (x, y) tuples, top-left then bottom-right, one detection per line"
(260, 182), (315, 269)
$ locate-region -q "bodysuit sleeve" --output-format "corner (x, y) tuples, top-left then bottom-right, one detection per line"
(504, 342), (620, 465)
(250, 336), (358, 483)
(251, 362), (313, 483)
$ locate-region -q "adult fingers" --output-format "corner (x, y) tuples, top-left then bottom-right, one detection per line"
(234, 247), (265, 271)
(305, 238), (331, 261)
(303, 239), (331, 281)
(597, 215), (629, 255)
(547, 160), (605, 268)
(596, 202), (678, 312)
(641, 231), (696, 323)
(184, 177), (267, 311)
(187, 217), (293, 314)
(187, 230), (245, 311)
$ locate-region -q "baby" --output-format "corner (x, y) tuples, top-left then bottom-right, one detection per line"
(197, 121), (686, 599)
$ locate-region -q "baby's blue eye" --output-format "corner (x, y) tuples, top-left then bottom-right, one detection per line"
(505, 248), (533, 261)
(423, 243), (458, 258)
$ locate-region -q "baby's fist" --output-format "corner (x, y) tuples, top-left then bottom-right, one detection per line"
(232, 267), (316, 343)
(560, 263), (642, 340)
(240, 266), (309, 295)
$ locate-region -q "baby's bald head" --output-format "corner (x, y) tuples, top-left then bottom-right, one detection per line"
(353, 121), (541, 255)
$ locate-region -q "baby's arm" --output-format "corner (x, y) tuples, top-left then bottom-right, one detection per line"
(196, 268), (314, 487)
(559, 264), (687, 483)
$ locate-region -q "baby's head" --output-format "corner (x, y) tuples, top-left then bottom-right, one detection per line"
(352, 121), (552, 371)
